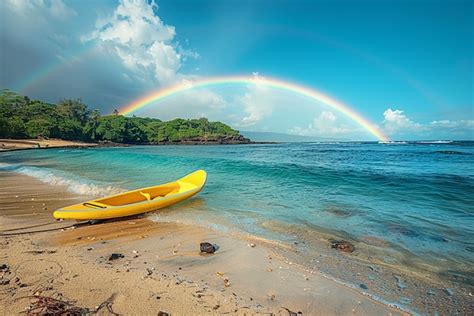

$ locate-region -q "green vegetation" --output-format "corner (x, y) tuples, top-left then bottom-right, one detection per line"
(0, 90), (242, 144)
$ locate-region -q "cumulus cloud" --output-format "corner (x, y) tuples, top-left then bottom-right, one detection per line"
(382, 108), (422, 132)
(83, 0), (186, 85)
(382, 108), (474, 139)
(288, 111), (355, 137)
(232, 73), (274, 127)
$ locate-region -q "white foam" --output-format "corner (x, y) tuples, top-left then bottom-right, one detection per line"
(417, 140), (453, 144)
(378, 141), (408, 144)
(0, 163), (123, 197)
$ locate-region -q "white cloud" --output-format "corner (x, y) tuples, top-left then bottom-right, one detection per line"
(84, 0), (186, 85)
(288, 111), (355, 137)
(233, 73), (274, 127)
(382, 108), (422, 132)
(382, 108), (474, 139)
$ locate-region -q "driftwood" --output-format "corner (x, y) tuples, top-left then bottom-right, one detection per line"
(20, 293), (118, 316)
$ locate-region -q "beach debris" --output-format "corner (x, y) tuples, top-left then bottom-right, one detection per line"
(158, 311), (170, 316)
(94, 293), (119, 315)
(267, 268), (273, 272)
(0, 278), (10, 285)
(281, 307), (302, 315)
(216, 271), (225, 277)
(108, 253), (125, 261)
(200, 242), (217, 254)
(0, 264), (8, 271)
(330, 239), (355, 253)
(223, 277), (231, 287)
(24, 295), (90, 316)
(248, 243), (256, 248)
(359, 283), (368, 290)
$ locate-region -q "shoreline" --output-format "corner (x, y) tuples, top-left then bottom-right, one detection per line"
(0, 172), (408, 315)
(0, 138), (280, 152)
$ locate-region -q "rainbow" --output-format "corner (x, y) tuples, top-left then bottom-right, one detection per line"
(120, 75), (389, 141)
(15, 45), (99, 94)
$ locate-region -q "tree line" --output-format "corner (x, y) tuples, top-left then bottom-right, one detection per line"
(0, 90), (241, 143)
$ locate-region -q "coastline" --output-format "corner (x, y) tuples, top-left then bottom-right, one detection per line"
(0, 139), (98, 152)
(0, 138), (278, 153)
(0, 172), (406, 315)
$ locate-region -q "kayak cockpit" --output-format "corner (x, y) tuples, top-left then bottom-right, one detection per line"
(94, 183), (182, 207)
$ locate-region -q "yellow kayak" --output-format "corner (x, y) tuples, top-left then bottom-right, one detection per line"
(53, 170), (207, 220)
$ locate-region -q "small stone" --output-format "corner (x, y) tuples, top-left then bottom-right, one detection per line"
(132, 250), (138, 254)
(158, 312), (169, 316)
(330, 239), (355, 253)
(200, 242), (216, 254)
(108, 253), (124, 261)
(359, 283), (368, 290)
(248, 243), (256, 248)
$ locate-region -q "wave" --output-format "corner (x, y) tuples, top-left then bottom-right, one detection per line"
(417, 140), (454, 144)
(0, 163), (123, 197)
(378, 141), (408, 145)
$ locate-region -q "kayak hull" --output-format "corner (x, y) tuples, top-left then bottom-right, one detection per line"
(53, 170), (207, 220)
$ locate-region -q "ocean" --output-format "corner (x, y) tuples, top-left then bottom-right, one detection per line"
(1, 141), (473, 292)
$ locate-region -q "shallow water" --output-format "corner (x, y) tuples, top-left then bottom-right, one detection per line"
(1, 141), (473, 289)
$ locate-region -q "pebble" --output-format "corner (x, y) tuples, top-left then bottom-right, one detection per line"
(248, 243), (256, 248)
(359, 283), (368, 290)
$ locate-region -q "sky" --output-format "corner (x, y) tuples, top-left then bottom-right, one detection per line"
(0, 0), (472, 140)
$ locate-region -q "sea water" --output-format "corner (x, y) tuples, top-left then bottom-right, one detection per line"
(1, 142), (473, 288)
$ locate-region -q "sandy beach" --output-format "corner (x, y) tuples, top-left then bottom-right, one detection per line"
(0, 172), (409, 315)
(0, 139), (98, 151)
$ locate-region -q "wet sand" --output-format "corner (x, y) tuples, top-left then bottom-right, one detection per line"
(0, 172), (407, 315)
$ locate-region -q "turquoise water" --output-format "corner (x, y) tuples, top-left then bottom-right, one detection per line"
(1, 142), (473, 285)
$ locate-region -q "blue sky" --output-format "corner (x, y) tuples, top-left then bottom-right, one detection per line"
(0, 0), (472, 140)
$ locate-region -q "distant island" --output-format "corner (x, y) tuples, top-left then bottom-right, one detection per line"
(0, 90), (251, 145)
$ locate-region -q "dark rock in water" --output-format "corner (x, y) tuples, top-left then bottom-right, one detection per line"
(324, 206), (352, 218)
(359, 283), (368, 290)
(330, 240), (355, 253)
(200, 242), (217, 254)
(108, 253), (125, 261)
